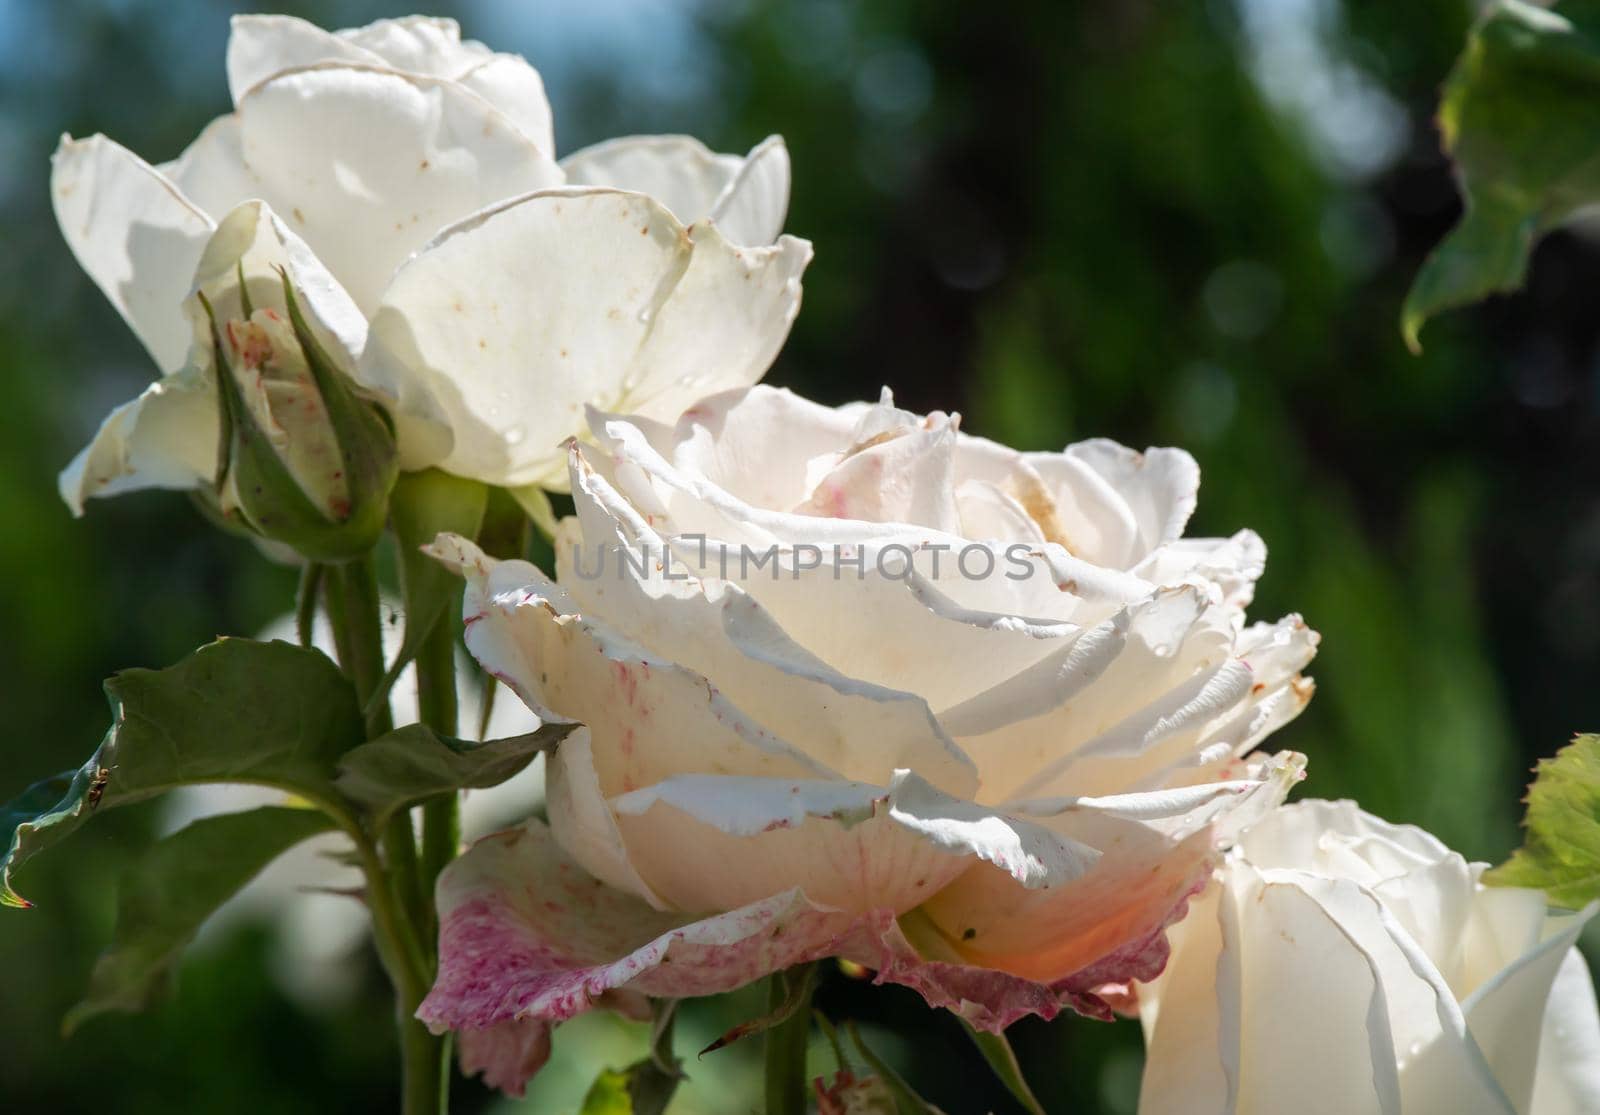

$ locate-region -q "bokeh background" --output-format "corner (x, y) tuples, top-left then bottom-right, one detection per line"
(3, 0), (1599, 1111)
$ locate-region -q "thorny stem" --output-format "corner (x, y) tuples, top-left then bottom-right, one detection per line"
(764, 965), (815, 1115)
(416, 610), (461, 937)
(329, 555), (443, 1115)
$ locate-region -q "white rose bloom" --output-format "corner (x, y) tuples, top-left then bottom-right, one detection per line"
(1138, 799), (1600, 1115)
(52, 13), (808, 510)
(418, 385), (1319, 1095)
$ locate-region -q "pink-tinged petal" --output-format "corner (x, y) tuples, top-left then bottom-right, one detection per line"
(918, 815), (1214, 989)
(421, 816), (1200, 1096)
(792, 406), (963, 532)
(915, 752), (1303, 989)
(455, 989), (649, 1098)
(457, 1018), (550, 1098)
(419, 818), (869, 1037)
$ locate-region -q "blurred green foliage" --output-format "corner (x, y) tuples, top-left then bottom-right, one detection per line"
(2, 1), (1598, 1112)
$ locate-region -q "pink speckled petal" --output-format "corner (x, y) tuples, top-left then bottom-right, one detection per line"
(420, 817), (1162, 1094)
(455, 989), (650, 1098)
(457, 1018), (550, 1098)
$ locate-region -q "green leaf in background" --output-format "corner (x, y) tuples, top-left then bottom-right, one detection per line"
(63, 805), (335, 1033)
(1, 638), (363, 907)
(961, 1022), (1047, 1115)
(382, 468), (489, 692)
(334, 721), (576, 832)
(1403, 0), (1600, 351)
(1486, 733), (1600, 908)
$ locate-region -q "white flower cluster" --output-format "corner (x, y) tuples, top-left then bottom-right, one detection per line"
(52, 14), (1600, 1110)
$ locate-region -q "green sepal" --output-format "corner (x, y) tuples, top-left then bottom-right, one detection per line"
(1485, 733), (1600, 908)
(960, 1022), (1046, 1115)
(845, 1022), (948, 1115)
(506, 483), (559, 542)
(1404, 0), (1600, 351)
(335, 720), (575, 833)
(278, 271), (399, 559)
(63, 805), (335, 1033)
(0, 638), (364, 908)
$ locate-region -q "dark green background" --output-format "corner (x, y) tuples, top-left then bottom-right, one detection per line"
(3, 1), (1598, 1111)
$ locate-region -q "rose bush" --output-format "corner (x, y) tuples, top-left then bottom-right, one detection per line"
(1137, 799), (1600, 1115)
(418, 385), (1319, 1094)
(53, 13), (808, 513)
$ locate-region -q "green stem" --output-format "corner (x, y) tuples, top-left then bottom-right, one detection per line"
(295, 563), (322, 648)
(329, 556), (441, 1115)
(763, 967), (814, 1115)
(331, 557), (393, 738)
(417, 613), (460, 926)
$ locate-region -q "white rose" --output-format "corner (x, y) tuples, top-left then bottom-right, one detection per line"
(1138, 799), (1600, 1115)
(53, 13), (808, 511)
(418, 385), (1318, 1095)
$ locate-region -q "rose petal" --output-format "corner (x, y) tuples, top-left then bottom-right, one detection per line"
(52, 134), (214, 374)
(419, 818), (867, 1034)
(561, 134), (790, 245)
(228, 63), (561, 314)
(544, 726), (669, 908)
(607, 769), (1096, 912)
(1132, 529), (1267, 613)
(707, 135), (791, 247)
(1460, 903), (1598, 1112)
(917, 811), (1211, 987)
(1136, 884), (1230, 1111)
(457, 1018), (551, 1099)
(1026, 440), (1200, 568)
(558, 450), (978, 794)
(227, 14), (388, 102)
(189, 199), (367, 370)
(58, 369), (218, 514)
(157, 115), (260, 223)
(1529, 948), (1600, 1115)
(421, 816), (1199, 1096)
(917, 753), (1301, 987)
(362, 189), (809, 486)
(429, 533), (833, 793)
(941, 588), (1237, 799)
